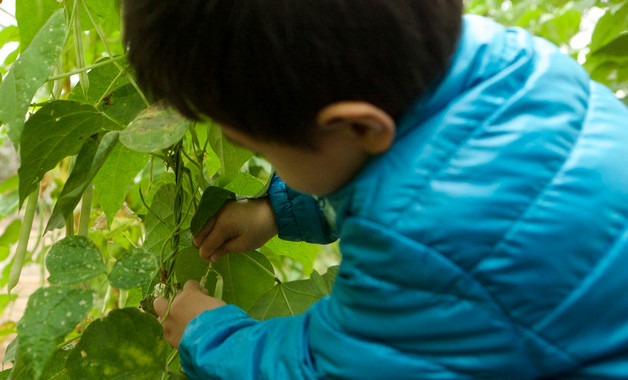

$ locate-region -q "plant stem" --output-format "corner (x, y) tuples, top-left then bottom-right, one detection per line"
(82, 2), (151, 107)
(7, 190), (39, 294)
(78, 183), (93, 237)
(66, 215), (74, 236)
(47, 56), (125, 81)
(73, 0), (89, 99)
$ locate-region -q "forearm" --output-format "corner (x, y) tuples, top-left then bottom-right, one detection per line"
(179, 305), (318, 380)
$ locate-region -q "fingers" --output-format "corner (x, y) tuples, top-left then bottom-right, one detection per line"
(198, 221), (239, 261)
(183, 279), (201, 291)
(193, 217), (217, 247)
(153, 296), (169, 319)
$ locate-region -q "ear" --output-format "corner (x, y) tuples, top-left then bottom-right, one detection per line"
(317, 101), (396, 154)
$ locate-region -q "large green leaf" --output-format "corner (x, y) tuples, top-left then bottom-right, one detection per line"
(7, 342), (73, 380)
(249, 266), (338, 320)
(66, 308), (169, 379)
(46, 132), (119, 232)
(108, 249), (158, 290)
(18, 101), (115, 205)
(143, 184), (193, 256)
(45, 236), (106, 285)
(173, 246), (211, 287)
(189, 186), (236, 236)
(119, 104), (191, 152)
(93, 142), (148, 227)
(0, 9), (66, 146)
(15, 0), (62, 50)
(213, 251), (276, 311)
(15, 286), (93, 380)
(259, 237), (320, 275)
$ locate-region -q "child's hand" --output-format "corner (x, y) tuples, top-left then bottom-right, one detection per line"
(154, 280), (226, 348)
(193, 197), (278, 262)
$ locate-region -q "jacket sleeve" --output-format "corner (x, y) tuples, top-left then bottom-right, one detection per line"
(178, 217), (543, 380)
(267, 175), (337, 244)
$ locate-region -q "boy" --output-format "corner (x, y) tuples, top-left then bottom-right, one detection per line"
(124, 0), (628, 378)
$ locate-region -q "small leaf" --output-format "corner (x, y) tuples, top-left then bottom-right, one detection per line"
(45, 132), (119, 232)
(259, 237), (320, 276)
(249, 266), (338, 320)
(93, 142), (148, 227)
(46, 236), (106, 285)
(66, 308), (169, 379)
(189, 186), (236, 236)
(213, 251), (276, 311)
(15, 286), (93, 380)
(120, 104), (191, 152)
(17, 101), (115, 206)
(0, 9), (66, 145)
(109, 249), (158, 290)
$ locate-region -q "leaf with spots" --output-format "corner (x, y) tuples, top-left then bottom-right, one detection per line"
(119, 103), (191, 153)
(0, 8), (66, 146)
(108, 249), (158, 290)
(17, 101), (116, 206)
(249, 266), (338, 320)
(14, 286), (93, 380)
(213, 251), (276, 311)
(45, 236), (106, 285)
(66, 308), (169, 379)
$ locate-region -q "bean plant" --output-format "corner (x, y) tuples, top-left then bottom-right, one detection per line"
(0, 0), (625, 378)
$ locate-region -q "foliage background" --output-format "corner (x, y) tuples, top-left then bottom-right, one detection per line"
(0, 0), (625, 378)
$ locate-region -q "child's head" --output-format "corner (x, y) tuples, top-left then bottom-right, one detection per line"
(123, 0), (464, 147)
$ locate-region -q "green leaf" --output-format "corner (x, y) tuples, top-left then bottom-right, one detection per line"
(93, 142), (148, 227)
(173, 246), (210, 286)
(224, 171), (266, 197)
(66, 308), (169, 379)
(68, 57), (130, 105)
(46, 132), (119, 232)
(539, 9), (582, 46)
(189, 186), (236, 236)
(120, 104), (191, 152)
(0, 219), (21, 246)
(213, 251), (276, 311)
(143, 184), (194, 256)
(17, 101), (115, 206)
(0, 9), (66, 146)
(102, 83), (149, 126)
(45, 236), (106, 285)
(589, 2), (628, 53)
(249, 266), (338, 320)
(207, 125), (254, 186)
(0, 26), (19, 50)
(15, 286), (93, 380)
(108, 249), (158, 290)
(15, 0), (62, 50)
(259, 237), (320, 275)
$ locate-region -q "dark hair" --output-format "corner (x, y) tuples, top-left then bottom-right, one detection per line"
(124, 0), (463, 145)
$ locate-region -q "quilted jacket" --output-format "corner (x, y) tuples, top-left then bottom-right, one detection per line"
(179, 15), (628, 379)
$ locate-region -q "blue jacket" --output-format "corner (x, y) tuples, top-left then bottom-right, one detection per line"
(180, 15), (628, 379)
